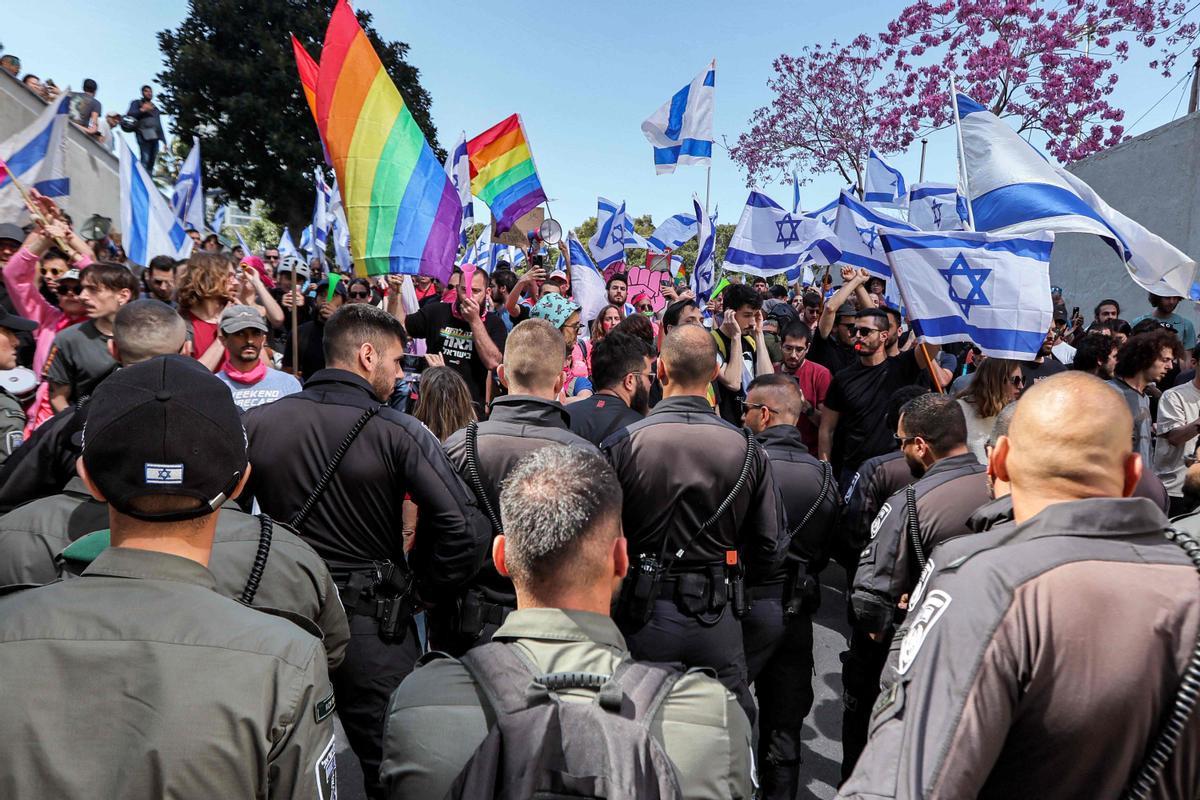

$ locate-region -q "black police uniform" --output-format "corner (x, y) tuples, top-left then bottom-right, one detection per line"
(742, 424), (838, 799)
(837, 450), (914, 574)
(242, 367), (490, 798)
(841, 451), (989, 780)
(0, 397), (87, 512)
(438, 394), (599, 653)
(602, 395), (783, 725)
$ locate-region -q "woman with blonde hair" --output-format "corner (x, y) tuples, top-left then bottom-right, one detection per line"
(955, 356), (1024, 462)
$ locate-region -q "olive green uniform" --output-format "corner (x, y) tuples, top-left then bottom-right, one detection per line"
(0, 387), (25, 466)
(380, 608), (753, 799)
(0, 547), (338, 799)
(0, 477), (350, 670)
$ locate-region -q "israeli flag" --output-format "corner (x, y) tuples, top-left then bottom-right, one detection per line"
(641, 60), (715, 175)
(0, 93), (71, 222)
(278, 228), (304, 264)
(329, 175), (353, 272)
(647, 213), (698, 252)
(881, 228), (1055, 360)
(691, 194), (716, 305)
(792, 171), (802, 214)
(170, 137), (205, 233)
(723, 190), (842, 278)
(568, 231), (607, 324)
(445, 131), (474, 248)
(804, 196), (839, 227)
(118, 140), (192, 266)
(210, 204), (227, 235)
(234, 228), (252, 256)
(299, 225), (313, 255)
(908, 183), (969, 232)
(833, 189), (914, 279)
(588, 197), (630, 269)
(956, 92), (1195, 296)
(311, 169), (332, 263)
(622, 220), (650, 250)
(864, 148), (907, 208)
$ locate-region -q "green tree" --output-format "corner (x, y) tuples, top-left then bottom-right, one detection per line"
(157, 0), (444, 233)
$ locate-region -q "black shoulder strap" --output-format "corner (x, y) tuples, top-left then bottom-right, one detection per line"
(239, 514), (274, 605)
(465, 421), (503, 535)
(906, 484), (926, 571)
(781, 460), (834, 550)
(609, 659), (682, 725)
(288, 405), (380, 530)
(665, 427), (756, 562)
(459, 641), (540, 717)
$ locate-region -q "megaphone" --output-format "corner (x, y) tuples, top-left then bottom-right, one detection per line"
(537, 218), (563, 245)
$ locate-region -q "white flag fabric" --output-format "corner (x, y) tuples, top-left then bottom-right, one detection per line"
(647, 213), (698, 252)
(119, 139), (193, 266)
(444, 131), (474, 248)
(329, 176), (353, 272)
(864, 148), (907, 207)
(908, 183), (968, 232)
(691, 195), (716, 305)
(882, 228), (1054, 359)
(723, 190), (842, 277)
(588, 197), (630, 269)
(170, 136), (205, 233)
(568, 232), (607, 324)
(641, 60), (715, 175)
(310, 168), (332, 264)
(956, 92), (1195, 296)
(278, 228), (304, 264)
(0, 93), (71, 222)
(235, 228), (252, 256)
(833, 189), (914, 280)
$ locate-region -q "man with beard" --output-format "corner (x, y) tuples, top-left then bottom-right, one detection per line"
(1069, 331), (1118, 379)
(1018, 324), (1068, 386)
(215, 305), (300, 410)
(567, 331), (655, 446)
(840, 392), (989, 779)
(775, 322), (830, 451)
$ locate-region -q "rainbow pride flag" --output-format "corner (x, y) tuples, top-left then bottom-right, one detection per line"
(312, 1), (460, 279)
(291, 34), (319, 119)
(467, 114), (547, 234)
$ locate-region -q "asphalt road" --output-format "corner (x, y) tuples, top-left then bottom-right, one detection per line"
(333, 568), (855, 800)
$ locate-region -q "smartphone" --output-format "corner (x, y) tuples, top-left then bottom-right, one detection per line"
(1072, 306), (1080, 318)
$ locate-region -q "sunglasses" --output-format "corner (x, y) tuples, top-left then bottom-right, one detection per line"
(742, 400), (773, 414)
(41, 266), (66, 278)
(56, 283), (81, 297)
(263, 255), (279, 262)
(348, 290), (371, 299)
(1010, 374), (1026, 387)
(852, 326), (881, 337)
(637, 304), (654, 312)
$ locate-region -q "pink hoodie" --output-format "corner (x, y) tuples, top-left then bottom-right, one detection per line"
(3, 246), (91, 374)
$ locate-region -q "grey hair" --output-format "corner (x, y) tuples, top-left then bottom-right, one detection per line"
(499, 445), (622, 589)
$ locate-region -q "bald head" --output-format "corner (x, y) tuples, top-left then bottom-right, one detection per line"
(660, 325), (719, 392)
(995, 372), (1140, 521)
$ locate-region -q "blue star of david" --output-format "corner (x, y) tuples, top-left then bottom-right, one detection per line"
(775, 213), (803, 246)
(158, 468), (172, 480)
(938, 253), (991, 318)
(856, 225), (878, 253)
(931, 199), (943, 227)
(821, 215), (835, 227)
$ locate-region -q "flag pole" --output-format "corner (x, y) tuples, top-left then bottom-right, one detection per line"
(704, 165), (712, 218)
(918, 138), (928, 182)
(949, 77), (976, 231)
(5, 167), (76, 256)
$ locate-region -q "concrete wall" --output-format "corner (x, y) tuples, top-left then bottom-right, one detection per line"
(0, 70), (120, 227)
(1050, 111), (1200, 326)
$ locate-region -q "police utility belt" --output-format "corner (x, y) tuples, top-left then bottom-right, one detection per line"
(618, 429), (756, 626)
(293, 404), (416, 642)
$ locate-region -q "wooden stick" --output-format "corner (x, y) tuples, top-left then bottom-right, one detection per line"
(920, 340), (944, 393)
(291, 293), (300, 380)
(7, 170), (76, 256)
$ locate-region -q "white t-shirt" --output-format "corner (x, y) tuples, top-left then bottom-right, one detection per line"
(1153, 380), (1200, 496)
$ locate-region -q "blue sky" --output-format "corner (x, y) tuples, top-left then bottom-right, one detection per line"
(4, 1), (1194, 229)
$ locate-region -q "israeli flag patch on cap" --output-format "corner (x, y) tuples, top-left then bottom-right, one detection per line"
(145, 463), (184, 485)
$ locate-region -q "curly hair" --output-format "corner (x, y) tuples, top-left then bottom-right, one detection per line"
(176, 252), (235, 313)
(1115, 329), (1183, 378)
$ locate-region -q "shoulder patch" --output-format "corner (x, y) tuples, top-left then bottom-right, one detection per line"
(897, 589), (952, 675)
(870, 502), (892, 539)
(908, 559), (935, 610)
(842, 471), (861, 505)
(5, 430), (22, 454)
(315, 687), (336, 722)
(315, 734), (337, 800)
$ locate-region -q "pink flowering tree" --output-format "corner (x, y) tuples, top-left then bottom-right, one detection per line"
(734, 1), (1200, 181)
(730, 35), (912, 191)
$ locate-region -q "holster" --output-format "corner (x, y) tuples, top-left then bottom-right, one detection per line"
(616, 554), (664, 626)
(454, 586), (514, 638)
(784, 569), (821, 620)
(675, 571), (711, 616)
(337, 561), (414, 643)
(727, 562), (750, 620)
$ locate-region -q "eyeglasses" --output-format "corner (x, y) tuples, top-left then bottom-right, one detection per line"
(40, 266), (66, 278)
(348, 290), (371, 299)
(56, 283), (81, 297)
(562, 322), (582, 332)
(781, 344), (809, 355)
(1009, 374), (1026, 387)
(626, 371), (656, 382)
(893, 433), (919, 446)
(742, 401), (774, 414)
(852, 326), (881, 337)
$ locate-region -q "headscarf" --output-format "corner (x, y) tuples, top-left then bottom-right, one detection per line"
(239, 255), (276, 290)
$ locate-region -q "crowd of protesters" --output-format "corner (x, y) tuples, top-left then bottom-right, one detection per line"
(0, 182), (1198, 800)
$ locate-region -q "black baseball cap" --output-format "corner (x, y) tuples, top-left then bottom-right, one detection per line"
(0, 307), (37, 333)
(82, 355), (248, 522)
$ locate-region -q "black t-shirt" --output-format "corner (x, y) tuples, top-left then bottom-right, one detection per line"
(567, 393), (644, 446)
(825, 349), (922, 472)
(1019, 356), (1067, 386)
(404, 302), (508, 406)
(282, 320), (327, 381)
(808, 329), (857, 375)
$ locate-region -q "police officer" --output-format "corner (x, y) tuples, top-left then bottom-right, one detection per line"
(740, 374), (838, 799)
(0, 474), (351, 671)
(439, 318), (599, 653)
(0, 299), (185, 511)
(0, 356), (338, 799)
(382, 445), (754, 799)
(844, 392), (989, 778)
(0, 307), (36, 466)
(603, 325), (783, 723)
(243, 303), (489, 798)
(840, 372), (1200, 798)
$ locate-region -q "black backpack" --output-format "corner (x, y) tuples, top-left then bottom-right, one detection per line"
(443, 641), (685, 800)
